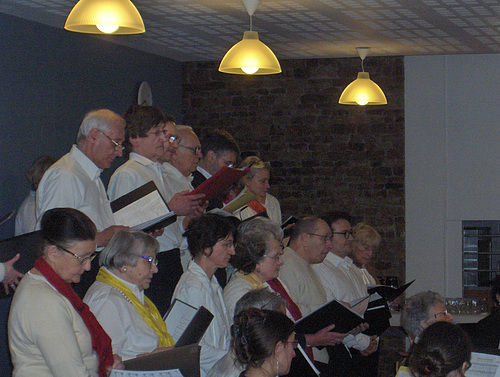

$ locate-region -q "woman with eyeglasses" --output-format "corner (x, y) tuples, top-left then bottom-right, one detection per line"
(408, 321), (472, 377)
(351, 223), (382, 285)
(233, 156), (282, 225)
(232, 308), (296, 377)
(223, 216), (345, 375)
(83, 229), (175, 361)
(401, 291), (455, 344)
(8, 207), (123, 377)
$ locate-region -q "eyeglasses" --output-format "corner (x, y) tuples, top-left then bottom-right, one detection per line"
(433, 309), (450, 319)
(287, 339), (299, 349)
(138, 255), (158, 267)
(178, 144), (202, 154)
(100, 131), (125, 151)
(264, 251), (284, 262)
(56, 244), (98, 264)
(333, 230), (354, 239)
(167, 135), (180, 144)
(264, 243), (285, 262)
(307, 233), (333, 242)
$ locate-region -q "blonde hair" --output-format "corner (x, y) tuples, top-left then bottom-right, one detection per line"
(238, 156), (271, 191)
(353, 223), (382, 250)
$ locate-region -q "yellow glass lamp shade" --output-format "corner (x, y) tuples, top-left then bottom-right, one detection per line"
(339, 72), (387, 105)
(65, 0), (145, 35)
(219, 31), (281, 75)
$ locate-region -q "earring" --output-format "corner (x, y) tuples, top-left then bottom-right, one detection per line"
(123, 268), (127, 272)
(276, 359), (279, 377)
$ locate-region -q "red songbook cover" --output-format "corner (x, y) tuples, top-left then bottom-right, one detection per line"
(189, 166), (249, 202)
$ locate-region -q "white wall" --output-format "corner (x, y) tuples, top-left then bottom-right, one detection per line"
(405, 53), (500, 297)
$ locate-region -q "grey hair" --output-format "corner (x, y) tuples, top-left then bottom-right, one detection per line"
(234, 288), (287, 319)
(176, 125), (193, 132)
(99, 229), (159, 269)
(289, 217), (322, 243)
(231, 217), (284, 273)
(76, 109), (125, 144)
(239, 217), (283, 242)
(401, 290), (445, 340)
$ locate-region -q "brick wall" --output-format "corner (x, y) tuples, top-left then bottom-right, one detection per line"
(182, 56), (406, 376)
(181, 56), (405, 281)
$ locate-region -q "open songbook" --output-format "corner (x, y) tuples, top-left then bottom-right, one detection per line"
(367, 279), (415, 302)
(164, 299), (214, 347)
(110, 181), (176, 233)
(221, 192), (256, 213)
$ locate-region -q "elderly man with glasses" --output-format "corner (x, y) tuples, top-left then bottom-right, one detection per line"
(107, 105), (205, 316)
(313, 211), (379, 377)
(35, 109), (130, 297)
(36, 109), (128, 250)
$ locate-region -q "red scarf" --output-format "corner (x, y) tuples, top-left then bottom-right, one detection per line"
(34, 257), (113, 377)
(267, 278), (315, 362)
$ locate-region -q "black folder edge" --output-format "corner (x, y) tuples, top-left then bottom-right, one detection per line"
(367, 279), (415, 302)
(110, 181), (176, 233)
(110, 181), (162, 212)
(0, 230), (43, 298)
(295, 299), (366, 335)
(140, 213), (177, 234)
(123, 343), (201, 376)
(175, 306), (214, 348)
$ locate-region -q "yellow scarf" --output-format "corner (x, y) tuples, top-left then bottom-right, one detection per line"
(235, 271), (266, 289)
(96, 268), (174, 347)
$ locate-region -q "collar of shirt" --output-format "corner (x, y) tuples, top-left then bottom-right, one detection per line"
(104, 267), (145, 304)
(162, 162), (193, 183)
(326, 252), (353, 270)
(197, 166), (211, 180)
(129, 152), (163, 174)
(189, 260), (219, 288)
(70, 144), (103, 181)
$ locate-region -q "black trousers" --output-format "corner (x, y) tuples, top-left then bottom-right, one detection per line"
(144, 248), (183, 317)
(327, 344), (379, 377)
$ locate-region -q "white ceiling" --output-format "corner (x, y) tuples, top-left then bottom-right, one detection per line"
(2, 0), (499, 62)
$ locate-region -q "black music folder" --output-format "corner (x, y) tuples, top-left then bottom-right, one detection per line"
(367, 279), (415, 302)
(0, 230), (42, 298)
(122, 343), (201, 377)
(295, 298), (366, 334)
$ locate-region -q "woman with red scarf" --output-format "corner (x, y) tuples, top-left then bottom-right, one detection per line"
(8, 207), (123, 377)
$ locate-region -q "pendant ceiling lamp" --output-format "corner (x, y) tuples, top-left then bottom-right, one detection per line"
(219, 0), (281, 75)
(339, 47), (387, 106)
(65, 0), (145, 35)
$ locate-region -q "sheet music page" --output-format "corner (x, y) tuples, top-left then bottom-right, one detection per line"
(164, 299), (197, 342)
(109, 369), (183, 377)
(114, 191), (170, 227)
(466, 352), (500, 377)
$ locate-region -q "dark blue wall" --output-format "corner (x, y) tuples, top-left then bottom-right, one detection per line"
(0, 13), (183, 240)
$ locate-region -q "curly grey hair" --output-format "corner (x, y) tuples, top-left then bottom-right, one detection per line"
(400, 290), (445, 341)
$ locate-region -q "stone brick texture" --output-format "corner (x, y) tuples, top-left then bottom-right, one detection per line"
(182, 56), (405, 377)
(182, 55), (405, 279)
